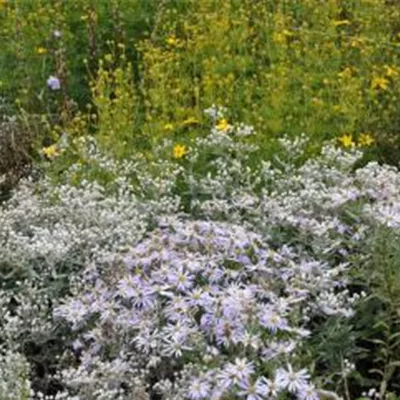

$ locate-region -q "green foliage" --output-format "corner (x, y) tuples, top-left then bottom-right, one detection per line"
(2, 0), (400, 164)
(353, 227), (400, 398)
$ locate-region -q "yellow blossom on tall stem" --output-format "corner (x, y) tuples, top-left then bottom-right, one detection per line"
(36, 47), (47, 55)
(164, 123), (174, 132)
(173, 144), (188, 159)
(216, 118), (229, 132)
(371, 77), (389, 90)
(42, 144), (60, 159)
(167, 36), (177, 46)
(358, 133), (375, 147)
(182, 117), (200, 126)
(338, 134), (355, 148)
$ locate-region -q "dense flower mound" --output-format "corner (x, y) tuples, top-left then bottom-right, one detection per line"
(2, 111), (400, 398)
(55, 218), (352, 399)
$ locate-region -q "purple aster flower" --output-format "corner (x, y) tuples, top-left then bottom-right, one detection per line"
(167, 267), (194, 291)
(297, 384), (320, 400)
(275, 364), (310, 393)
(258, 306), (289, 333)
(161, 335), (192, 358)
(238, 377), (270, 400)
(262, 340), (297, 360)
(219, 358), (255, 389)
(47, 75), (61, 90)
(188, 378), (211, 400)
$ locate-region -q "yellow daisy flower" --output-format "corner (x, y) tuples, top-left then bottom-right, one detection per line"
(42, 144), (60, 159)
(164, 123), (174, 131)
(173, 144), (188, 159)
(371, 77), (389, 91)
(167, 36), (177, 46)
(358, 133), (375, 147)
(36, 47), (47, 55)
(215, 119), (229, 132)
(338, 134), (354, 148)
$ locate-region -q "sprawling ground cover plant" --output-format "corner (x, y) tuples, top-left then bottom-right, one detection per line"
(1, 110), (400, 399)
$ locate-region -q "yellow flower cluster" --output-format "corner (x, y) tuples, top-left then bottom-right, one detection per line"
(2, 0), (400, 162)
(339, 133), (375, 148)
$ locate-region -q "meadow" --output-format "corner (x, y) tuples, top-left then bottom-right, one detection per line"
(1, 0), (400, 399)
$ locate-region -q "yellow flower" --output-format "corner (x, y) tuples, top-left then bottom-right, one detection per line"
(371, 77), (389, 90)
(36, 47), (47, 55)
(173, 144), (187, 159)
(282, 29), (293, 37)
(215, 118), (229, 132)
(167, 36), (177, 46)
(333, 19), (350, 27)
(42, 144), (60, 159)
(385, 65), (397, 77)
(333, 20), (351, 27)
(182, 117), (199, 126)
(338, 67), (352, 79)
(338, 134), (355, 148)
(358, 133), (375, 147)
(164, 123), (174, 131)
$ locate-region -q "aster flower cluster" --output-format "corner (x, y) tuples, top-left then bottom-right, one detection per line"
(55, 219), (327, 399)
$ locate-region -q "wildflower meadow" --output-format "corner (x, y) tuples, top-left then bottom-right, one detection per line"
(1, 1), (400, 400)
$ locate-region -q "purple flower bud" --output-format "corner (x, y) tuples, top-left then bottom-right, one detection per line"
(47, 75), (61, 90)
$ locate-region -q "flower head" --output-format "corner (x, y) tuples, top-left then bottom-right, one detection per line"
(47, 75), (61, 90)
(42, 144), (60, 159)
(173, 144), (188, 159)
(275, 364), (310, 393)
(164, 123), (174, 131)
(36, 46), (47, 55)
(188, 378), (210, 399)
(371, 77), (389, 90)
(298, 384), (320, 400)
(358, 133), (374, 147)
(167, 36), (177, 45)
(338, 134), (354, 148)
(216, 118), (229, 132)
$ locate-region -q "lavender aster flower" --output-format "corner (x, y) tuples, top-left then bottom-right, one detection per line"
(275, 364), (310, 393)
(188, 378), (211, 400)
(258, 306), (289, 333)
(47, 75), (61, 90)
(298, 384), (320, 400)
(238, 377), (270, 400)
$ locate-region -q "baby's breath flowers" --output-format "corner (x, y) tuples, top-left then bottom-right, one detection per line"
(173, 143), (188, 159)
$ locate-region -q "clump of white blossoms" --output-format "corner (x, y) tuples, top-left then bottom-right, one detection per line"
(1, 108), (400, 398)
